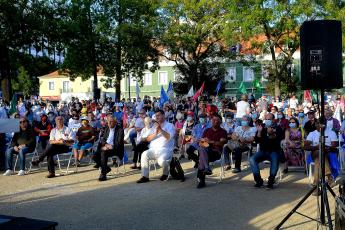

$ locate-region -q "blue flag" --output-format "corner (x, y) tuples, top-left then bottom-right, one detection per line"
(160, 86), (169, 107)
(215, 80), (222, 94)
(135, 82), (140, 100)
(167, 80), (173, 100)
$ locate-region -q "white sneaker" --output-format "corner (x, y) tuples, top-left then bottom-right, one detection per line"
(17, 170), (25, 176)
(3, 170), (13, 176)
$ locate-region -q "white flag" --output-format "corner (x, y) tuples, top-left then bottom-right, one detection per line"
(187, 86), (194, 97)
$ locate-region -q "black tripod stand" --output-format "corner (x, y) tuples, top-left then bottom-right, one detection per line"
(276, 89), (336, 229)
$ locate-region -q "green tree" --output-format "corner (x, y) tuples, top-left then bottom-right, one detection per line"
(224, 0), (323, 96)
(59, 0), (160, 100)
(158, 0), (231, 95)
(12, 66), (34, 97)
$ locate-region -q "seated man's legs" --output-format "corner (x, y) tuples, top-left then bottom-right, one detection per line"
(312, 151), (332, 185)
(156, 148), (172, 177)
(129, 130), (137, 148)
(46, 144), (70, 175)
(249, 151), (268, 186)
(267, 151), (280, 185)
(132, 141), (149, 166)
(196, 148), (221, 188)
(223, 145), (231, 168)
(18, 147), (30, 171)
(233, 146), (250, 171)
(186, 145), (198, 167)
(100, 149), (115, 175)
(140, 148), (156, 179)
(5, 147), (15, 170)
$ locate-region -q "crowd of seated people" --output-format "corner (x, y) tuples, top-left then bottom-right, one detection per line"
(0, 94), (344, 193)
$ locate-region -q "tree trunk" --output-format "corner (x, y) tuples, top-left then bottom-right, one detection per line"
(274, 78), (280, 97)
(0, 42), (12, 102)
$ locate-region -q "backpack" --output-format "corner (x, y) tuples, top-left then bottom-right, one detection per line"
(169, 157), (185, 182)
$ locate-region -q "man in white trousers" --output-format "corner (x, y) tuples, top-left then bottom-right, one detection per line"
(137, 109), (175, 183)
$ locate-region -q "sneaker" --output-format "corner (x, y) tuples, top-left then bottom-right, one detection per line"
(197, 180), (206, 189)
(231, 168), (241, 173)
(137, 176), (149, 183)
(160, 174), (168, 181)
(17, 170), (25, 176)
(3, 170), (13, 176)
(93, 164), (100, 169)
(130, 164), (138, 169)
(254, 182), (264, 188)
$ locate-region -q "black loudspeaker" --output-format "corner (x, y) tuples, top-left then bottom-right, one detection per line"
(300, 20), (343, 89)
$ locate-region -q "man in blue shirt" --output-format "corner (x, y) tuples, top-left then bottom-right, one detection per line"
(186, 113), (211, 168)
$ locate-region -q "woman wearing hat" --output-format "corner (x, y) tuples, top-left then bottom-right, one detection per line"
(72, 116), (96, 165)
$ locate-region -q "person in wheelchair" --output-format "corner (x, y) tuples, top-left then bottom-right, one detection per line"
(72, 116), (96, 166)
(223, 115), (256, 173)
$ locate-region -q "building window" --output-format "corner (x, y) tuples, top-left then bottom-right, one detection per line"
(48, 81), (54, 90)
(62, 81), (70, 93)
(243, 67), (254, 82)
(143, 72), (152, 86)
(158, 71), (168, 85)
(225, 67), (236, 82)
(129, 74), (136, 86)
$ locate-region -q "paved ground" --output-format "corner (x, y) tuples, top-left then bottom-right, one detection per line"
(0, 148), (339, 230)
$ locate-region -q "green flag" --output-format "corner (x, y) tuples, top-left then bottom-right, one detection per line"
(310, 90), (318, 103)
(253, 78), (262, 90)
(238, 82), (247, 94)
(9, 94), (17, 115)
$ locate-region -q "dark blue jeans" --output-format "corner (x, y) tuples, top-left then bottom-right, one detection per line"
(249, 150), (279, 179)
(6, 147), (30, 171)
(129, 129), (137, 148)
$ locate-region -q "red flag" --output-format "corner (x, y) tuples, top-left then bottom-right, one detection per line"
(192, 82), (205, 102)
(122, 105), (128, 128)
(303, 90), (312, 102)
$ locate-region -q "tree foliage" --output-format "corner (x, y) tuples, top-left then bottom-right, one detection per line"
(158, 0), (231, 95)
(224, 0), (324, 96)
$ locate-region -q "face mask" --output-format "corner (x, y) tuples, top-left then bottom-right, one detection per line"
(289, 123), (296, 128)
(298, 113), (304, 118)
(251, 113), (257, 119)
(199, 118), (205, 124)
(186, 116), (193, 122)
(277, 114), (283, 119)
(241, 120), (248, 126)
(226, 118), (232, 123)
(264, 119), (272, 127)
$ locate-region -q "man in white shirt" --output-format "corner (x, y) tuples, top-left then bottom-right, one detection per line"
(235, 94), (250, 125)
(304, 120), (338, 190)
(32, 116), (74, 178)
(137, 109), (175, 183)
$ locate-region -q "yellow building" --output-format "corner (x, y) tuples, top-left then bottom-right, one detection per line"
(38, 70), (118, 102)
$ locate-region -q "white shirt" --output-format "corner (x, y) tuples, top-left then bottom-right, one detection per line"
(68, 120), (81, 140)
(50, 126), (73, 141)
(306, 129), (338, 147)
(106, 127), (115, 145)
(289, 98), (298, 109)
(137, 125), (153, 143)
(135, 117), (145, 129)
(235, 101), (250, 118)
(233, 126), (257, 148)
(149, 121), (175, 151)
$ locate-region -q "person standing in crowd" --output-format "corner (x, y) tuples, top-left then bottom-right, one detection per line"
(249, 113), (284, 189)
(324, 108), (340, 133)
(235, 94), (251, 125)
(113, 106), (123, 127)
(3, 117), (36, 176)
(137, 109), (175, 183)
(283, 117), (305, 173)
(31, 116), (74, 178)
(288, 94), (299, 110)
